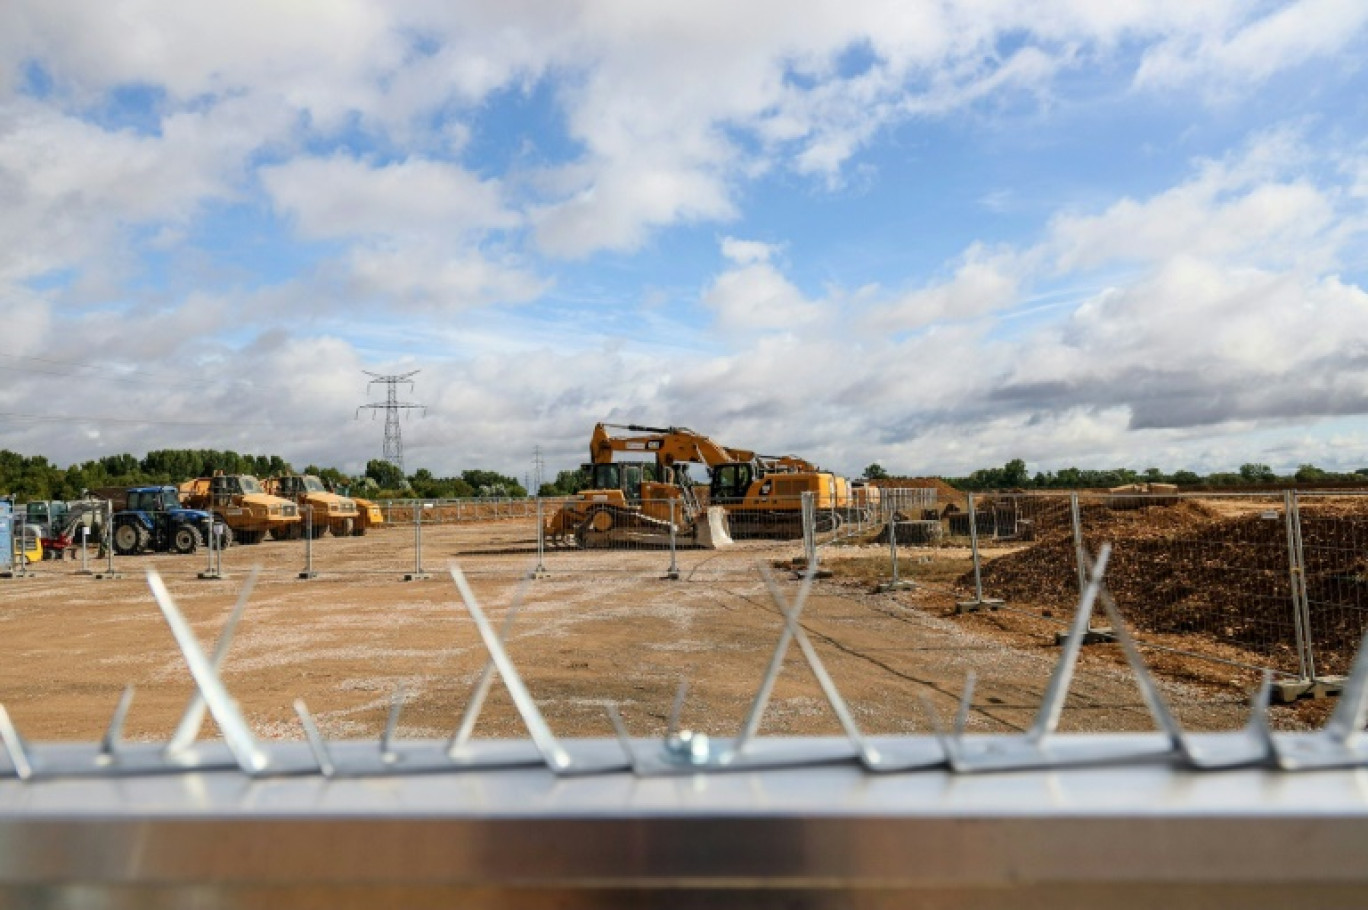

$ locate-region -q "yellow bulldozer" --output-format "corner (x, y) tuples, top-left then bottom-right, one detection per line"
(546, 423), (856, 547)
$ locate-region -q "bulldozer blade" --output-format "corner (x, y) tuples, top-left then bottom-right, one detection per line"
(694, 506), (734, 550)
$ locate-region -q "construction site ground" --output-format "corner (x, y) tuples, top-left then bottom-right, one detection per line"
(0, 517), (1326, 746)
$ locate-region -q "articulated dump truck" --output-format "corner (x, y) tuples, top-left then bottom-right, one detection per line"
(264, 475), (359, 538)
(178, 474), (300, 545)
(546, 423), (858, 548)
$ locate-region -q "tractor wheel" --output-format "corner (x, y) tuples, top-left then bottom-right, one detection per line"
(112, 522), (147, 556)
(172, 524), (203, 554)
(332, 518), (354, 537)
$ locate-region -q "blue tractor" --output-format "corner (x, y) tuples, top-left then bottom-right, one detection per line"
(111, 486), (214, 556)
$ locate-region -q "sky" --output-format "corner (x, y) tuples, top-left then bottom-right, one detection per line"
(2, 1), (1368, 485)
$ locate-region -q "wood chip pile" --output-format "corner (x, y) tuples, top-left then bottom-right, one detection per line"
(964, 498), (1368, 675)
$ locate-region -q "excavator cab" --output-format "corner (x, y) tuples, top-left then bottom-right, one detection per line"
(709, 462), (756, 505)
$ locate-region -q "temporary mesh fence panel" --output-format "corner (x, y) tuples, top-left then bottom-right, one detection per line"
(1294, 491), (1368, 679)
(382, 498), (545, 524)
(974, 492), (1308, 677)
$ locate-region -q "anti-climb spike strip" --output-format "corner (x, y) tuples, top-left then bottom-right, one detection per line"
(620, 563), (874, 775)
(0, 705), (32, 781)
(293, 699), (335, 778)
(1269, 625), (1368, 770)
(166, 565), (259, 756)
(446, 576), (526, 756)
(5, 545), (1368, 782)
(448, 564), (628, 775)
(147, 569), (270, 775)
(98, 686), (136, 765)
(931, 543), (1176, 773)
(1082, 546), (1275, 770)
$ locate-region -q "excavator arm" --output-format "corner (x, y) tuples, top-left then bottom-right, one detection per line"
(590, 423), (754, 470)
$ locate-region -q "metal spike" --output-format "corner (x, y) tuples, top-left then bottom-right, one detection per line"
(0, 705), (32, 780)
(449, 565), (573, 771)
(920, 692), (963, 767)
(666, 680), (689, 739)
(447, 591), (523, 755)
(766, 566), (880, 765)
(1029, 543), (1111, 742)
(937, 544), (1174, 772)
(98, 686), (135, 762)
(1087, 548), (1271, 768)
(1271, 626), (1368, 770)
(294, 700), (335, 778)
(146, 569), (267, 774)
(167, 565), (259, 755)
(1325, 626), (1368, 741)
(734, 563), (819, 752)
(955, 672), (977, 738)
(381, 685), (405, 761)
(604, 704), (640, 766)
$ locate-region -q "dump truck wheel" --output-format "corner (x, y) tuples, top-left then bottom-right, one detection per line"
(172, 525), (202, 554)
(351, 526), (366, 536)
(332, 518), (353, 537)
(236, 530), (261, 545)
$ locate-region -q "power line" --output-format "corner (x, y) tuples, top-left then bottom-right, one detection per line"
(356, 371), (426, 476)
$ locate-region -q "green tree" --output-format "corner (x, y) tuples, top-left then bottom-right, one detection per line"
(1295, 463), (1328, 483)
(1239, 463), (1276, 483)
(539, 467), (591, 495)
(863, 463), (889, 480)
(366, 459), (407, 491)
(461, 469), (526, 498)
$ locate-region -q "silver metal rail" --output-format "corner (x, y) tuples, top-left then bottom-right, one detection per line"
(2, 546), (1368, 906)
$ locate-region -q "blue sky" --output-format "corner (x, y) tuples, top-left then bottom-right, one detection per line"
(2, 1), (1367, 483)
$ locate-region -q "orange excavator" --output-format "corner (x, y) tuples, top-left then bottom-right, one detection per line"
(546, 423), (856, 547)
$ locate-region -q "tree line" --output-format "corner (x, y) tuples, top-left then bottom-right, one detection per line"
(0, 449), (526, 501)
(864, 459), (1368, 492)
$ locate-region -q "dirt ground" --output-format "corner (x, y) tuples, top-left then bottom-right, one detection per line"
(0, 518), (1318, 746)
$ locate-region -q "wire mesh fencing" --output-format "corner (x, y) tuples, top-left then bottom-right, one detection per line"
(1293, 491), (1368, 679)
(950, 491), (1312, 679)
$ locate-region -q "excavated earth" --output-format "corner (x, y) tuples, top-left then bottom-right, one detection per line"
(0, 516), (1328, 747)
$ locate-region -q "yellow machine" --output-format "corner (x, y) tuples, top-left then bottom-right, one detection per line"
(178, 473), (300, 545)
(11, 521), (43, 565)
(349, 495), (385, 535)
(264, 475), (359, 538)
(547, 423), (856, 546)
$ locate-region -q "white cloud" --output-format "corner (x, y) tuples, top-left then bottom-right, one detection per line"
(866, 244), (1026, 332)
(720, 236), (779, 265)
(1136, 0), (1368, 94)
(342, 243), (548, 311)
(701, 258), (820, 332)
(1046, 134), (1341, 275)
(260, 155), (519, 241)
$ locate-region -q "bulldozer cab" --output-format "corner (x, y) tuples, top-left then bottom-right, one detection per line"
(710, 462), (756, 504)
(589, 462), (662, 502)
